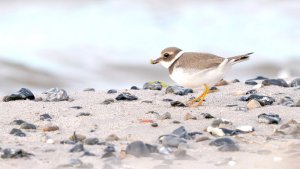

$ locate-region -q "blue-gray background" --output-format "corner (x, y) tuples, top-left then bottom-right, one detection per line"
(1, 0), (300, 94)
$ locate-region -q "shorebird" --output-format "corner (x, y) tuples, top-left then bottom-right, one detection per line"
(151, 47), (252, 107)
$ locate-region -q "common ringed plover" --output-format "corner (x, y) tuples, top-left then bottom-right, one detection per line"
(151, 47), (253, 107)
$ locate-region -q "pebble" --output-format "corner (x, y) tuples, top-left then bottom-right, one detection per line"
(210, 86), (219, 92)
(209, 138), (239, 152)
(240, 94), (275, 106)
(83, 88), (95, 92)
(245, 80), (257, 85)
(236, 125), (255, 133)
(84, 138), (100, 145)
(102, 99), (115, 105)
(170, 101), (186, 107)
(296, 100), (300, 107)
(247, 100), (262, 109)
(10, 119), (26, 125)
(235, 107), (248, 112)
(1, 148), (32, 159)
(105, 134), (120, 142)
(69, 132), (86, 142)
(262, 79), (289, 87)
(211, 119), (232, 128)
(151, 123), (158, 127)
(130, 86), (140, 90)
(172, 126), (190, 139)
(143, 81), (163, 90)
(70, 106), (83, 109)
(159, 135), (186, 147)
(115, 92), (138, 101)
(196, 136), (210, 142)
(10, 128), (26, 137)
(252, 76), (269, 80)
(258, 113), (281, 124)
(43, 88), (69, 102)
(274, 120), (300, 137)
(184, 113), (197, 120)
(165, 85), (193, 96)
(246, 89), (257, 95)
(40, 113), (52, 121)
(279, 97), (295, 107)
(42, 125), (59, 132)
(231, 79), (240, 83)
(142, 100), (153, 104)
(226, 104), (238, 107)
(207, 126), (238, 137)
(162, 98), (173, 102)
(126, 141), (157, 157)
(173, 120), (181, 124)
(215, 79), (229, 86)
(159, 112), (171, 120)
(174, 148), (187, 158)
(201, 113), (214, 119)
(290, 78), (300, 87)
(20, 122), (36, 130)
(107, 89), (117, 94)
(102, 145), (116, 158)
(70, 144), (84, 153)
(76, 112), (91, 117)
(3, 88), (35, 102)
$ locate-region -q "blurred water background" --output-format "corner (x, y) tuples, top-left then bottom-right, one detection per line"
(1, 0), (300, 94)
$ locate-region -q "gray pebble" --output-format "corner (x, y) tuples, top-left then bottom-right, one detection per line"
(258, 113), (281, 124)
(20, 123), (36, 130)
(115, 92), (138, 101)
(107, 89), (117, 94)
(40, 113), (52, 121)
(70, 144), (84, 153)
(10, 128), (26, 137)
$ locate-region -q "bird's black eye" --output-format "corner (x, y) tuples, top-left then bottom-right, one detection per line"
(163, 53), (170, 58)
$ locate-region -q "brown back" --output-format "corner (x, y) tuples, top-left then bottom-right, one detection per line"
(168, 52), (224, 74)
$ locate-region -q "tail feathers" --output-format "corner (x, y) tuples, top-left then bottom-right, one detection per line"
(229, 52), (253, 63)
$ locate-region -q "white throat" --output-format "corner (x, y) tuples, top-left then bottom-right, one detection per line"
(160, 51), (184, 68)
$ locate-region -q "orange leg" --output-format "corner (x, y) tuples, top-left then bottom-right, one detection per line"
(188, 84), (210, 107)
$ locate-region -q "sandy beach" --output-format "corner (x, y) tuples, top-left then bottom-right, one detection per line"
(0, 79), (300, 169)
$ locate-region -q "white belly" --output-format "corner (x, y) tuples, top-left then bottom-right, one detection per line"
(169, 60), (233, 88)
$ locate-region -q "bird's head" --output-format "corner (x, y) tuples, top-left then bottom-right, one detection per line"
(151, 47), (182, 68)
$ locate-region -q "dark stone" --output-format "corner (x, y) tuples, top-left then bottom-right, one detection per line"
(70, 106), (83, 109)
(170, 101), (186, 107)
(211, 119), (232, 127)
(210, 86), (218, 91)
(3, 88), (35, 102)
(240, 94), (275, 106)
(188, 132), (203, 139)
(10, 120), (26, 125)
(252, 76), (269, 80)
(172, 126), (190, 139)
(70, 144), (84, 153)
(290, 78), (300, 87)
(279, 97), (295, 107)
(76, 112), (91, 117)
(262, 79), (289, 87)
(231, 79), (240, 83)
(102, 99), (115, 105)
(130, 86), (140, 90)
(209, 138), (239, 152)
(201, 113), (215, 119)
(245, 80), (257, 85)
(172, 120), (181, 124)
(220, 128), (241, 136)
(20, 123), (36, 130)
(126, 141), (156, 157)
(143, 81), (163, 90)
(142, 100), (153, 104)
(246, 89), (257, 95)
(107, 89), (117, 94)
(258, 113), (281, 124)
(84, 138), (99, 145)
(151, 123), (158, 127)
(60, 140), (76, 145)
(115, 92), (138, 101)
(82, 151), (96, 156)
(40, 113), (52, 121)
(162, 98), (173, 102)
(226, 104), (238, 107)
(1, 148), (32, 159)
(10, 128), (26, 137)
(83, 88), (95, 92)
(165, 86), (193, 96)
